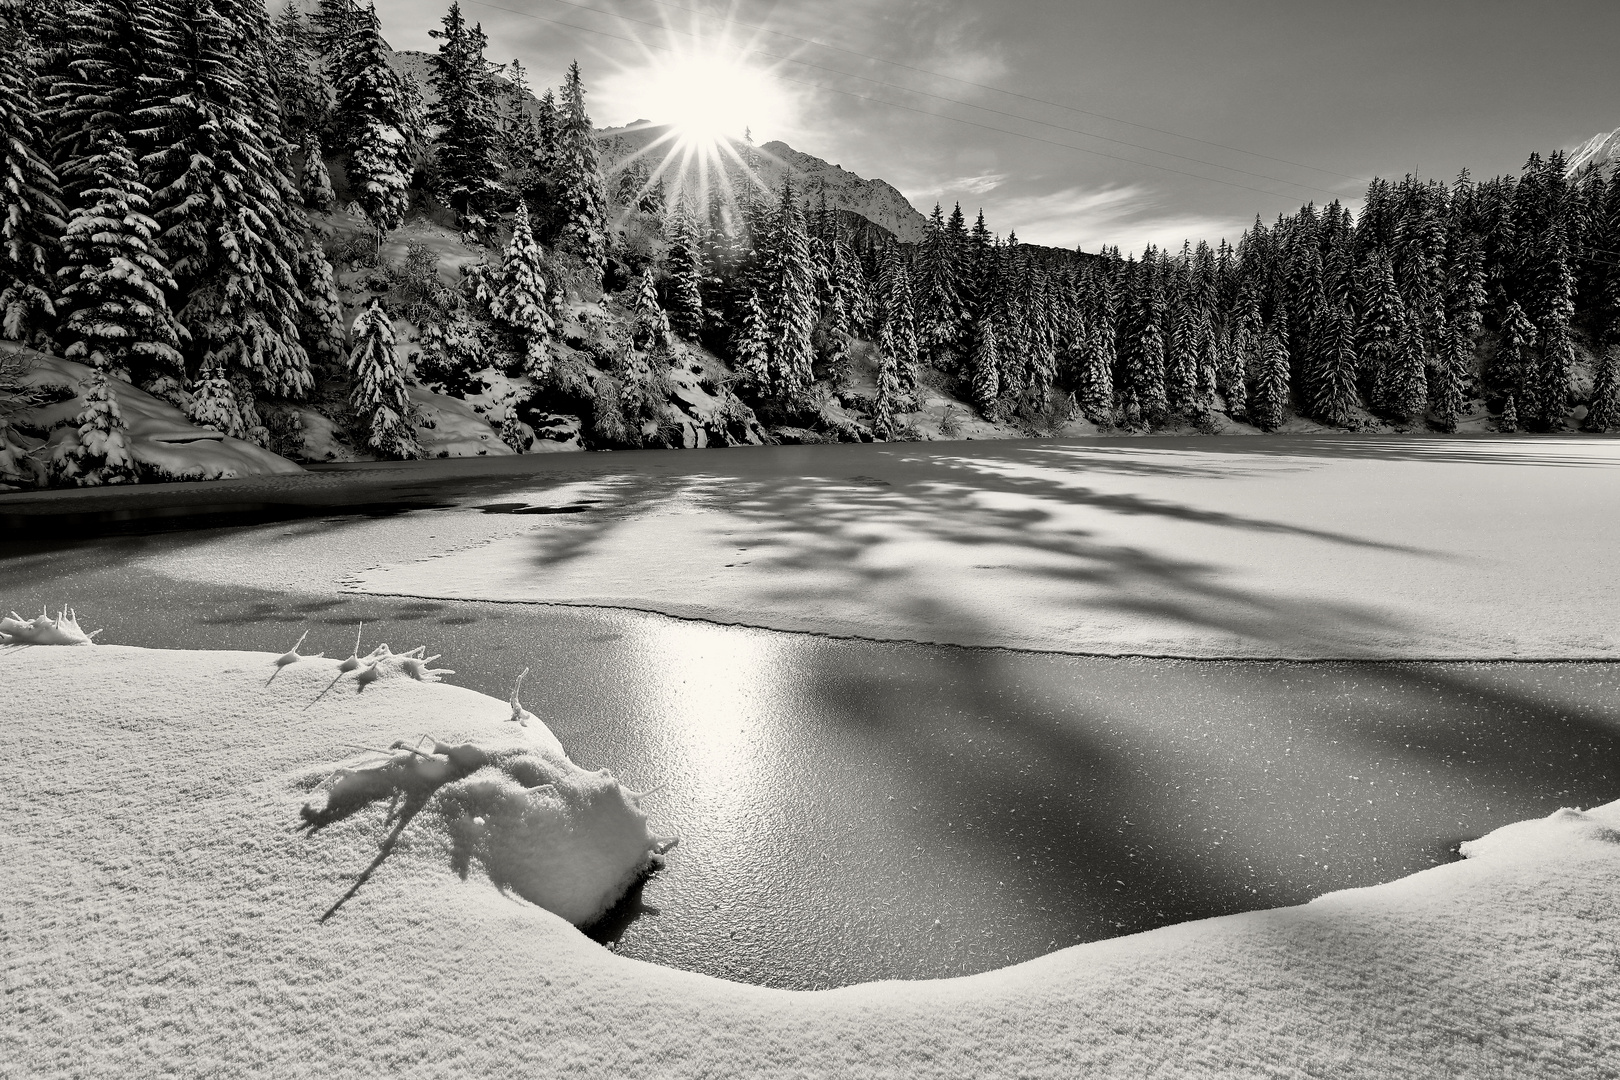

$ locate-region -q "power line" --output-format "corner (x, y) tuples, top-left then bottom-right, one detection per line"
(461, 0), (1353, 201)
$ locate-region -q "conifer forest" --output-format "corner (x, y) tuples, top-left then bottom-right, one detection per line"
(3, 0), (1620, 487)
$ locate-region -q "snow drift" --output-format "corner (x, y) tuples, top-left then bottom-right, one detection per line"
(0, 343), (303, 485)
(5, 640), (1618, 1078)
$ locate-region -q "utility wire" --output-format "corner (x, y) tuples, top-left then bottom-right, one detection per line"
(461, 0), (1353, 200)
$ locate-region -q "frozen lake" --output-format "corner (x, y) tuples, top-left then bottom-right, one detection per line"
(5, 434), (1619, 987)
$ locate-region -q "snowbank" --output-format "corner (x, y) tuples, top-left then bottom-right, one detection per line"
(1, 343), (304, 483)
(409, 385), (517, 458)
(5, 642), (1617, 1078)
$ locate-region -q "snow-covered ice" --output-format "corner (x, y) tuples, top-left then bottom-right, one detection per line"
(131, 437), (1620, 659)
(5, 643), (1618, 1078)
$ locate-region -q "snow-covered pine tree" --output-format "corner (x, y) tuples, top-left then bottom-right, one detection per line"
(1430, 324), (1467, 433)
(663, 204), (705, 340)
(186, 364), (250, 440)
(1165, 290), (1201, 415)
(1528, 222), (1576, 430)
(1376, 310), (1428, 423)
(731, 288), (770, 390)
(0, 32), (64, 345)
(52, 367), (137, 485)
(311, 0), (359, 69)
(632, 266), (670, 352)
(499, 403), (527, 452)
(877, 242), (919, 409)
(41, 0), (155, 212)
(268, 0), (330, 140)
(534, 86), (560, 171)
(489, 201), (553, 377)
(1286, 242), (1327, 399)
(914, 202), (963, 363)
(1355, 251), (1405, 397)
(757, 176), (816, 400)
(347, 298), (418, 458)
(140, 0), (315, 406)
(1123, 259), (1168, 422)
(296, 240), (347, 371)
(970, 315), (1000, 419)
(1311, 302), (1359, 427)
(302, 132), (336, 211)
(428, 3), (504, 237)
(332, 2), (412, 248)
(555, 60), (606, 278)
(1494, 394), (1520, 439)
(1022, 263), (1058, 400)
(830, 237), (863, 336)
(872, 348), (906, 439)
(501, 57), (540, 164)
(1585, 348), (1620, 432)
(1223, 293), (1260, 420)
(1494, 299), (1536, 415)
(1250, 319), (1290, 432)
(53, 128), (185, 388)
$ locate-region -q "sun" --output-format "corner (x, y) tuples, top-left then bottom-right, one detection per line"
(597, 24), (798, 219)
(639, 49), (786, 150)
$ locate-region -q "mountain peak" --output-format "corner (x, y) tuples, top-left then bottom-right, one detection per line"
(1568, 127), (1620, 179)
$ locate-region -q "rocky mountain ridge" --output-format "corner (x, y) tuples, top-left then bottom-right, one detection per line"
(1568, 126), (1620, 179)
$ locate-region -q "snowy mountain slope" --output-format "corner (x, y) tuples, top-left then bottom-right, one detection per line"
(596, 123), (931, 243)
(1567, 126), (1620, 178)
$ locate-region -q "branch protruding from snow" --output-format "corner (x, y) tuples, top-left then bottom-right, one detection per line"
(0, 607), (100, 646)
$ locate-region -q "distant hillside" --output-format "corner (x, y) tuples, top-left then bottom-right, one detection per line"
(1568, 127), (1620, 178)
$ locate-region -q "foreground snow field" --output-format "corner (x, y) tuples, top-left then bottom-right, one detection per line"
(6, 643), (1617, 1078)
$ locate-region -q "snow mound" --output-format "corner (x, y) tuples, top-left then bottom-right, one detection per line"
(409, 385), (516, 458)
(2, 344), (303, 483)
(1459, 804), (1620, 860)
(298, 652), (672, 926)
(0, 606), (98, 645)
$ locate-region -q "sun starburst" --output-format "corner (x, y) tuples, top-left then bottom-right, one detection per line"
(599, 16), (798, 221)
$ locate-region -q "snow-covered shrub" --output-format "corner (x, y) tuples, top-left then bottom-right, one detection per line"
(0, 607), (98, 645)
(348, 299), (420, 459)
(302, 723), (676, 927)
(51, 369), (138, 486)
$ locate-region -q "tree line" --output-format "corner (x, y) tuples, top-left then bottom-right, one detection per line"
(5, 0), (1618, 486)
(0, 0), (616, 479)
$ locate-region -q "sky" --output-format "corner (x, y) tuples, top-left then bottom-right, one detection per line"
(374, 0), (1620, 254)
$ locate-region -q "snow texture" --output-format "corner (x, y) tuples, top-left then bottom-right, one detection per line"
(4, 643), (1617, 1078)
(3, 345), (302, 481)
(408, 384), (515, 458)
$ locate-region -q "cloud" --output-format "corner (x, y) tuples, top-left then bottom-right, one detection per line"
(913, 172), (1007, 197)
(975, 184), (1248, 254)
